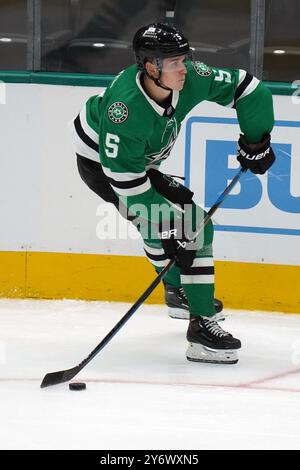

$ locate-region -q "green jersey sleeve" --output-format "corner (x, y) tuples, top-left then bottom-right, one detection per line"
(207, 66), (274, 143)
(186, 62), (274, 144)
(234, 81), (274, 143)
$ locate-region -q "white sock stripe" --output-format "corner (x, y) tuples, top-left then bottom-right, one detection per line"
(180, 274), (215, 284)
(147, 258), (170, 267)
(190, 257), (214, 268)
(143, 245), (165, 255)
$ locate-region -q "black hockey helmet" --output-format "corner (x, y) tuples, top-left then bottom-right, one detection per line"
(133, 23), (191, 71)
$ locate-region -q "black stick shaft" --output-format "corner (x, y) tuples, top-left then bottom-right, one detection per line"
(40, 167), (246, 387)
(79, 167), (246, 368)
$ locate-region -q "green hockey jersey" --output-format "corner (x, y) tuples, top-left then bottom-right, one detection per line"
(71, 61), (274, 222)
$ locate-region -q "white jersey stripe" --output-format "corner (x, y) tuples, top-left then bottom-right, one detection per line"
(236, 77), (260, 103)
(180, 274), (215, 284)
(102, 166), (146, 182)
(238, 69), (247, 86)
(79, 105), (99, 145)
(112, 179), (151, 197)
(68, 119), (100, 162)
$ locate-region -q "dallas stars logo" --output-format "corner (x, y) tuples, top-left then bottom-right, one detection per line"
(163, 174), (179, 188)
(108, 102), (128, 123)
(193, 61), (212, 77)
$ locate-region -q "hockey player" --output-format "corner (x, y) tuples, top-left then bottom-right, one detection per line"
(71, 23), (275, 364)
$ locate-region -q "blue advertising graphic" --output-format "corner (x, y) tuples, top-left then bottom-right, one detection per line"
(185, 117), (300, 236)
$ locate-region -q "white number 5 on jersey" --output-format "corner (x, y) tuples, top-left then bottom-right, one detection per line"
(213, 69), (231, 83)
(105, 133), (120, 158)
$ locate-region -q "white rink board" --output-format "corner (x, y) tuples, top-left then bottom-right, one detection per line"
(0, 83), (299, 265)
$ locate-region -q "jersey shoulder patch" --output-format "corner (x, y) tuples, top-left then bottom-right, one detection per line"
(192, 61), (212, 77)
(107, 101), (129, 124)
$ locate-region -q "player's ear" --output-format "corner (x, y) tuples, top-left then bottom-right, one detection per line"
(145, 60), (159, 78)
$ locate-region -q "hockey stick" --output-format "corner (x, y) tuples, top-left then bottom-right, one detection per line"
(40, 166), (246, 388)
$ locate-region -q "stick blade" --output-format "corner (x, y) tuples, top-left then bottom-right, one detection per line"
(40, 366), (80, 388)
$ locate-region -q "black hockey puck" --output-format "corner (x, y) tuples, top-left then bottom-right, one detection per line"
(69, 382), (86, 391)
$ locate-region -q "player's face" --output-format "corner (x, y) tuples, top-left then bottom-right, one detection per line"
(160, 55), (187, 90)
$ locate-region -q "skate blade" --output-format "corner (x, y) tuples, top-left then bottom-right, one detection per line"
(168, 307), (190, 320)
(186, 342), (239, 364)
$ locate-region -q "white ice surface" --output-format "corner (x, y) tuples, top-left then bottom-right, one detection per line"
(0, 298), (299, 450)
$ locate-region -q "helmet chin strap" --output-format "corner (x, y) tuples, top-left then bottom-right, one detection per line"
(145, 70), (173, 91)
(152, 75), (173, 91)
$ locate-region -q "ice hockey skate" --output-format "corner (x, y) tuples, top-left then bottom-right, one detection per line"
(186, 316), (241, 364)
(164, 283), (225, 321)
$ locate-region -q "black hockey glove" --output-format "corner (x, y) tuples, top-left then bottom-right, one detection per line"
(159, 217), (196, 269)
(237, 133), (275, 175)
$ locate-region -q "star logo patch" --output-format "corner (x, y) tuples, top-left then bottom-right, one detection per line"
(108, 102), (128, 123)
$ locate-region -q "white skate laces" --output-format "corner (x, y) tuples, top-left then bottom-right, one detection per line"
(178, 287), (188, 302)
(201, 317), (230, 338)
